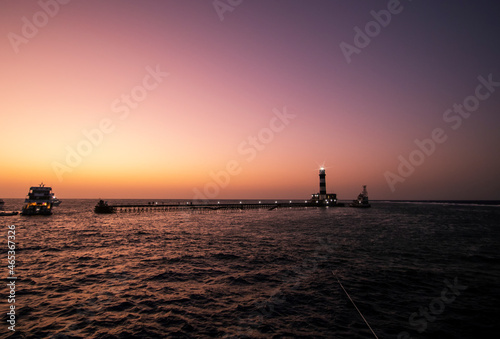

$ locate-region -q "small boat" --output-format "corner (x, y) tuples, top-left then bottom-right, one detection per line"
(21, 183), (54, 216)
(0, 211), (19, 216)
(51, 194), (62, 206)
(350, 185), (371, 208)
(0, 199), (4, 205)
(94, 200), (115, 214)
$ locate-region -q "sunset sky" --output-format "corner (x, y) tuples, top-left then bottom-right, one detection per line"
(1, 0), (499, 200)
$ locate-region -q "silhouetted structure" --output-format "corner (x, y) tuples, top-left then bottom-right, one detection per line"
(93, 167), (372, 213)
(310, 168), (339, 206)
(350, 185), (371, 208)
(21, 183), (54, 216)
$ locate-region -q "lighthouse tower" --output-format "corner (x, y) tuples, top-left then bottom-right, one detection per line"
(311, 167), (337, 205)
(319, 167), (326, 199)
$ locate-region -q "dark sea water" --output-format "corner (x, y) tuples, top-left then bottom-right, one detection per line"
(1, 200), (499, 338)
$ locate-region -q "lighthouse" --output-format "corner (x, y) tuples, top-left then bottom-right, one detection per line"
(319, 167), (326, 197)
(311, 167), (338, 205)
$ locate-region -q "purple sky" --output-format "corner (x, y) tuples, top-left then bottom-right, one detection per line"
(1, 0), (499, 199)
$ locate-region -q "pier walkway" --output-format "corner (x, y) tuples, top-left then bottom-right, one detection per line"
(95, 201), (342, 213)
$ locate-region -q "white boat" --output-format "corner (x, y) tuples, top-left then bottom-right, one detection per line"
(21, 183), (54, 216)
(51, 194), (62, 206)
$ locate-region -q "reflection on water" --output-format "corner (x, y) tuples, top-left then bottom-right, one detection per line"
(3, 200), (499, 338)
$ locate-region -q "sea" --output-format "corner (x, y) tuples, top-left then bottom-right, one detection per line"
(1, 199), (499, 338)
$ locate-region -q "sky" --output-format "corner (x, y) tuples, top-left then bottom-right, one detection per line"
(1, 0), (499, 200)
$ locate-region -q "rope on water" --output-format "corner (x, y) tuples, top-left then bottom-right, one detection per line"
(332, 271), (379, 339)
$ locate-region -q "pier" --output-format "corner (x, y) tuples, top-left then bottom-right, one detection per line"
(95, 201), (342, 214)
(93, 168), (368, 214)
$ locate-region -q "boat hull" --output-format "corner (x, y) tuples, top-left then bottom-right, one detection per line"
(94, 206), (115, 214)
(21, 205), (53, 216)
(0, 212), (19, 216)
